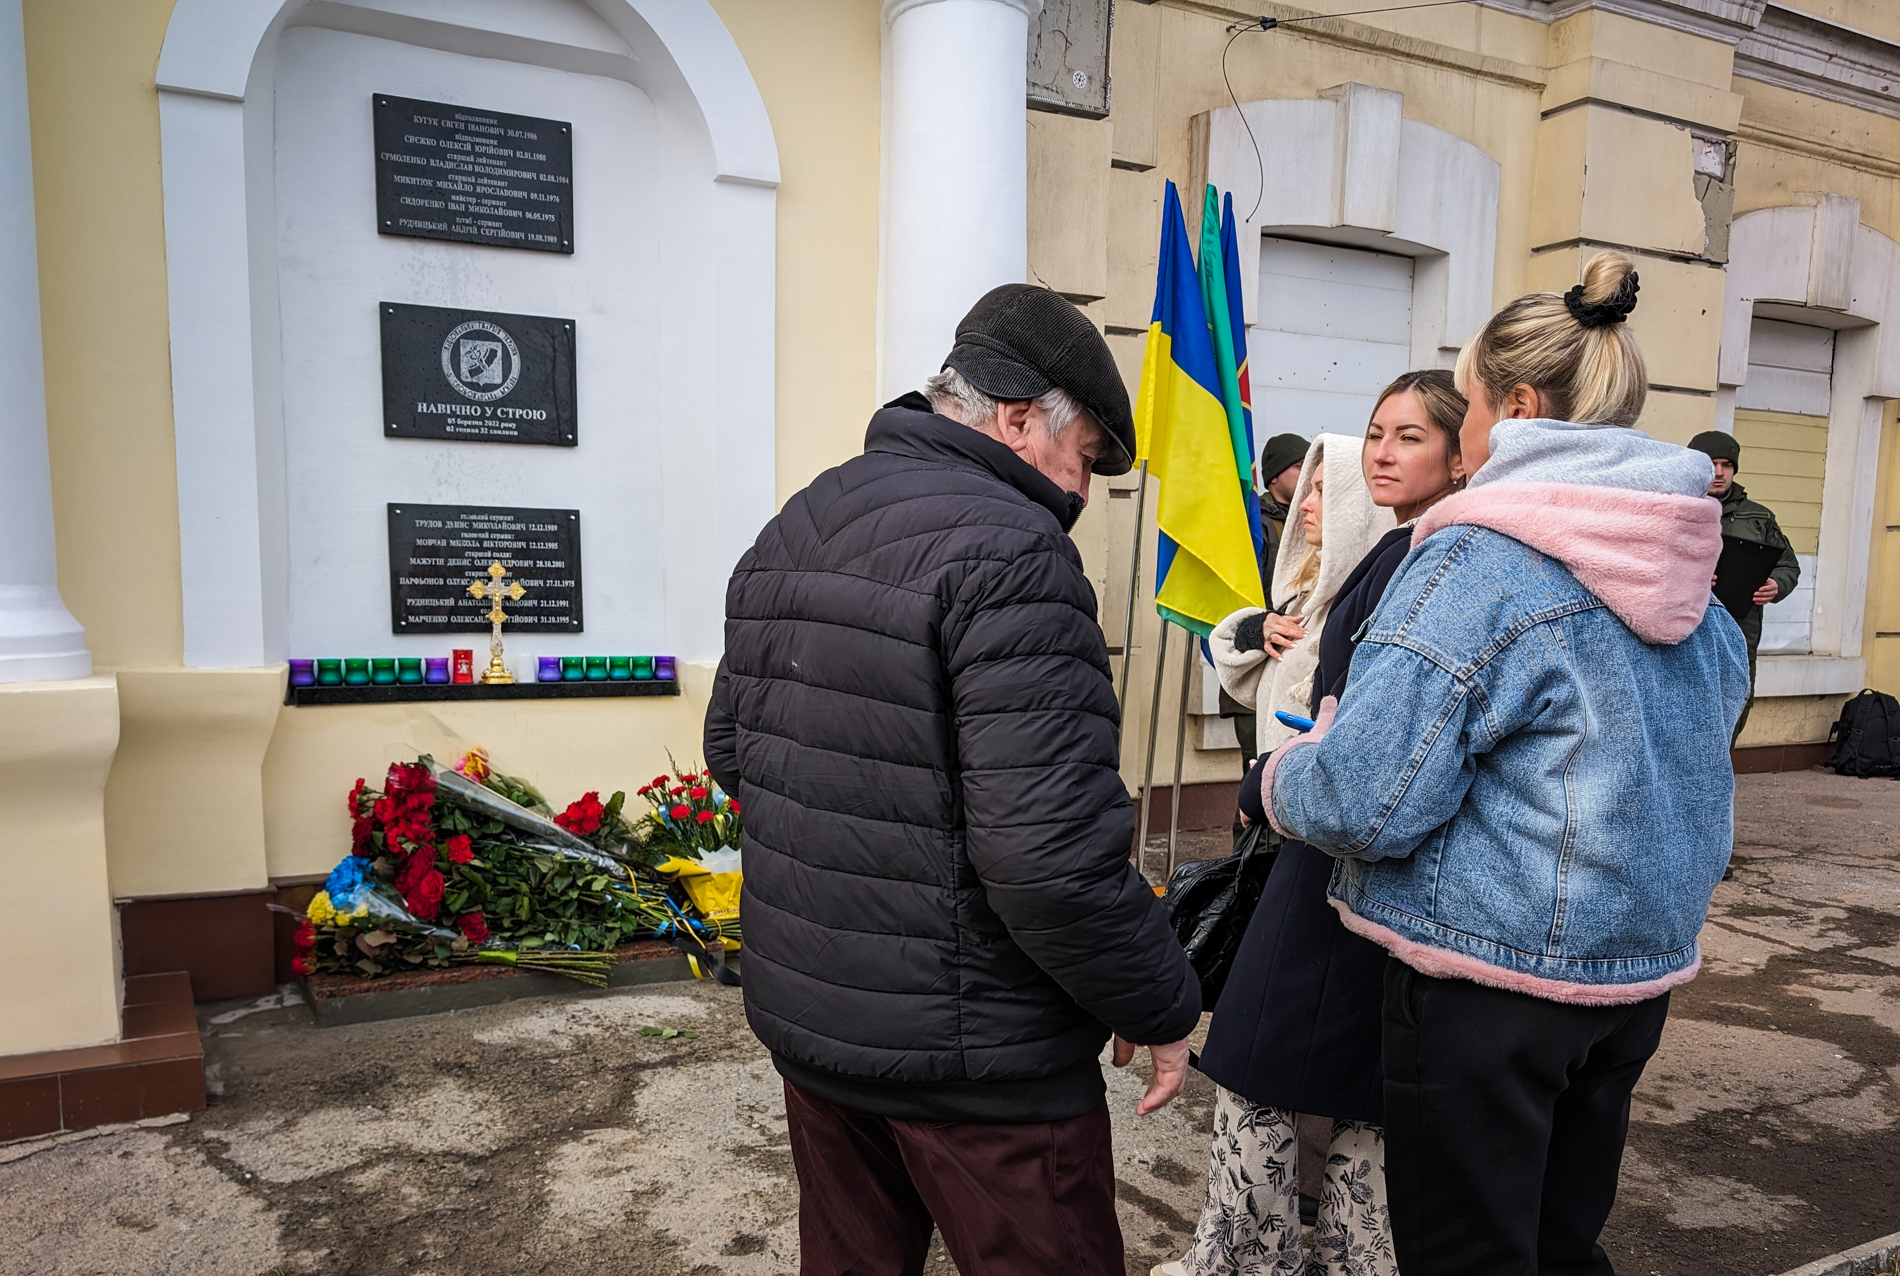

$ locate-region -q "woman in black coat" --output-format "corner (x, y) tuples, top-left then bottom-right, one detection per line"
(1164, 371), (1468, 1276)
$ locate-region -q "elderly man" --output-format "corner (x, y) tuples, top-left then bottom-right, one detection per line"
(706, 284), (1200, 1276)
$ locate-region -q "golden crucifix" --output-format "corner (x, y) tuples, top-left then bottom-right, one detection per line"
(467, 561), (526, 684)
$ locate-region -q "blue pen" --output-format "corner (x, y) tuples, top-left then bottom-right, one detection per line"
(1275, 710), (1316, 732)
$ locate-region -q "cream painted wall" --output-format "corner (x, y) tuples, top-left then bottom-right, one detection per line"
(708, 0), (882, 504)
(104, 668), (281, 898)
(0, 678), (121, 1056)
(22, 0), (184, 669)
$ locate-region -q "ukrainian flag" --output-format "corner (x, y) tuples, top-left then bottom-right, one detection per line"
(1135, 181), (1265, 636)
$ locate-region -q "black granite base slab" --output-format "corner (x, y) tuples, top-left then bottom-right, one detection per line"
(287, 680), (679, 707)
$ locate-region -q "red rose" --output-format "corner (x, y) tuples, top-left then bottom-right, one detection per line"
(669, 804), (691, 820)
(404, 866), (446, 920)
(446, 833), (473, 864)
(291, 955), (314, 977)
(458, 911), (490, 944)
(696, 810), (715, 824)
(294, 919), (317, 950)
(727, 799), (741, 815)
(689, 786), (708, 800)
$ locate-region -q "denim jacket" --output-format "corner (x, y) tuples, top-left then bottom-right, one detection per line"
(1266, 419), (1750, 1005)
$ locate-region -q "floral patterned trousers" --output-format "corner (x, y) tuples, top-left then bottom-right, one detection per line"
(1182, 1086), (1398, 1276)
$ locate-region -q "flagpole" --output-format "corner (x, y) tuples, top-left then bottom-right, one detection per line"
(1166, 631), (1194, 884)
(1115, 461), (1149, 706)
(1134, 620), (1170, 874)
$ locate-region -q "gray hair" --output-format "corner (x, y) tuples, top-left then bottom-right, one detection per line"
(923, 367), (1087, 441)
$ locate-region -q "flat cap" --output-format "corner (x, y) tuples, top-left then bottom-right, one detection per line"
(943, 284), (1136, 475)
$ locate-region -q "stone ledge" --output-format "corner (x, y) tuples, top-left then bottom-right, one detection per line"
(303, 938), (735, 1027)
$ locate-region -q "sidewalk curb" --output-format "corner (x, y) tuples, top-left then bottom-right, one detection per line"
(1778, 1230), (1900, 1276)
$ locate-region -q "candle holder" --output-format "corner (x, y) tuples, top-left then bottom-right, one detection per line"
(316, 659), (344, 687)
(608, 656), (632, 681)
(397, 657), (424, 685)
(344, 658), (371, 686)
(632, 656), (654, 681)
(371, 658), (398, 686)
(585, 656), (609, 681)
(654, 656), (677, 681)
(289, 659), (316, 687)
(452, 649), (475, 685)
(537, 656), (563, 683)
(424, 657), (450, 684)
(561, 656), (585, 682)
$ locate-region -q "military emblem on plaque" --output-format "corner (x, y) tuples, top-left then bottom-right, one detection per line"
(443, 320), (522, 401)
(381, 303), (576, 447)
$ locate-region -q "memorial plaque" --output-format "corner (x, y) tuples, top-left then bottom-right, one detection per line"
(388, 503), (582, 633)
(381, 303), (577, 446)
(373, 94), (574, 252)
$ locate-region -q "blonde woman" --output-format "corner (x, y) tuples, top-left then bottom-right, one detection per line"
(1259, 254), (1747, 1274)
(1210, 434), (1394, 759)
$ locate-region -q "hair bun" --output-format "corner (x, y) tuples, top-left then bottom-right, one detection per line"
(1564, 272), (1640, 328)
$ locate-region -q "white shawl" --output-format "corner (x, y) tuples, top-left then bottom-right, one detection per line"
(1210, 433), (1395, 752)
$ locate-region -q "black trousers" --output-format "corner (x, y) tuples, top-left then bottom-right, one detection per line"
(1381, 960), (1671, 1276)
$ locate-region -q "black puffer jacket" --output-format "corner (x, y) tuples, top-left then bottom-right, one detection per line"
(705, 398), (1200, 1122)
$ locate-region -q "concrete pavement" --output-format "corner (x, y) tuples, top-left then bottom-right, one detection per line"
(0, 769), (1893, 1276)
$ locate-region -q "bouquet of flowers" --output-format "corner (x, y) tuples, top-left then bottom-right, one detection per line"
(633, 764), (744, 923)
(633, 764), (742, 864)
(295, 750), (734, 985)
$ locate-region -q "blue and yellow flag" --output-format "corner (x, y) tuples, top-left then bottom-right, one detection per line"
(1134, 181), (1265, 636)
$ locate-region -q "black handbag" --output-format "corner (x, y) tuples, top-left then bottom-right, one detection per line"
(1163, 822), (1277, 1012)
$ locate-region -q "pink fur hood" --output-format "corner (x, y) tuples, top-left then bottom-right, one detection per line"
(1412, 421), (1724, 645)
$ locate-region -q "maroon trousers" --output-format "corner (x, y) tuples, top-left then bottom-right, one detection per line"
(782, 1081), (1125, 1276)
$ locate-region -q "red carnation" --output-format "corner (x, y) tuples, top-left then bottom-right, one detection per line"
(445, 833), (473, 864)
(669, 803), (691, 820)
(727, 799), (741, 815)
(458, 910), (490, 944)
(689, 786), (708, 800)
(696, 810), (716, 824)
(404, 866), (446, 920)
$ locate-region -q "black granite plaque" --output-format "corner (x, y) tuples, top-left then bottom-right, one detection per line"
(381, 303), (576, 446)
(373, 94), (573, 252)
(388, 503), (582, 633)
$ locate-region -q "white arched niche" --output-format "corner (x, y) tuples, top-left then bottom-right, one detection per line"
(156, 0), (778, 669)
(1197, 82), (1500, 388)
(1717, 195), (1900, 698)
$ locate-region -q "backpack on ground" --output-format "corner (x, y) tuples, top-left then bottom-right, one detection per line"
(1826, 689), (1900, 778)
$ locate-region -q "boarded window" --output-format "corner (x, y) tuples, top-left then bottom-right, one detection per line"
(1251, 238), (1413, 439)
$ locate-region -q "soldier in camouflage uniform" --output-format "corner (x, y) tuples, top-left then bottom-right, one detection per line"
(1689, 431), (1801, 740)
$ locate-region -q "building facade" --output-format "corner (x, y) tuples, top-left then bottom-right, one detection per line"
(2, 0), (1897, 1065)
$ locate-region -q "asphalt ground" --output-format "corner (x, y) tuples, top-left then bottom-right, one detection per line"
(0, 769), (1894, 1276)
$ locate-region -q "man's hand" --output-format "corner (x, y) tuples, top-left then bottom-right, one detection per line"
(1752, 579), (1780, 605)
(1113, 1036), (1193, 1115)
